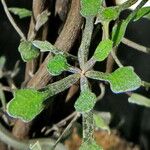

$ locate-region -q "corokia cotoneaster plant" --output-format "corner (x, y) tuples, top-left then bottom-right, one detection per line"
(6, 0), (150, 149)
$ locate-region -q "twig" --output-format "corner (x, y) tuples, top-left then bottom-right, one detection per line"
(96, 83), (105, 101)
(122, 37), (150, 54)
(1, 0), (26, 40)
(52, 112), (80, 149)
(111, 49), (123, 68)
(44, 112), (77, 135)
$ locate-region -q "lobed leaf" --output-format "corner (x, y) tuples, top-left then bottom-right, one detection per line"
(7, 89), (48, 122)
(18, 41), (40, 62)
(80, 0), (102, 17)
(134, 7), (150, 21)
(80, 140), (103, 150)
(94, 39), (113, 61)
(128, 93), (150, 107)
(107, 67), (141, 93)
(9, 7), (32, 19)
(74, 90), (97, 112)
(47, 55), (69, 76)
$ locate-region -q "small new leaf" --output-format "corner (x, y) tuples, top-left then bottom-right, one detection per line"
(7, 89), (48, 122)
(128, 93), (150, 108)
(80, 140), (103, 150)
(35, 10), (50, 31)
(74, 90), (97, 112)
(18, 41), (40, 62)
(98, 7), (120, 22)
(111, 20), (128, 46)
(80, 0), (102, 17)
(94, 39), (113, 61)
(107, 67), (141, 93)
(47, 55), (69, 76)
(9, 7), (32, 19)
(93, 114), (110, 133)
(32, 40), (62, 54)
(134, 7), (150, 21)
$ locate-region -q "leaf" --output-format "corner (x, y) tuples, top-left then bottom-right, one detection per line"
(32, 40), (63, 54)
(80, 140), (103, 150)
(74, 90), (97, 112)
(128, 93), (150, 107)
(47, 74), (80, 96)
(94, 39), (113, 61)
(7, 89), (48, 122)
(80, 0), (102, 17)
(18, 41), (40, 62)
(9, 7), (32, 19)
(35, 10), (50, 31)
(111, 20), (128, 46)
(30, 141), (42, 150)
(47, 55), (69, 76)
(134, 7), (150, 21)
(93, 114), (110, 133)
(98, 7), (120, 22)
(107, 67), (141, 93)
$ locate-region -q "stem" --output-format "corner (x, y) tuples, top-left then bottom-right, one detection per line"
(78, 17), (94, 69)
(122, 37), (150, 54)
(1, 0), (26, 40)
(82, 111), (94, 142)
(119, 0), (138, 10)
(102, 22), (109, 40)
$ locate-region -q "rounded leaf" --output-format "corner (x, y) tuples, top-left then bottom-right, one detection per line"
(7, 89), (48, 122)
(74, 90), (96, 112)
(47, 54), (69, 76)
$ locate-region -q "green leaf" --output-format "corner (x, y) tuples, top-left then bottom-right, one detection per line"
(35, 10), (50, 31)
(30, 141), (42, 150)
(93, 114), (110, 133)
(94, 39), (113, 61)
(111, 20), (128, 46)
(9, 7), (32, 19)
(80, 140), (103, 150)
(98, 7), (120, 22)
(107, 67), (141, 93)
(134, 7), (150, 21)
(80, 0), (102, 17)
(18, 41), (40, 62)
(47, 55), (69, 76)
(32, 40), (63, 54)
(7, 89), (48, 122)
(74, 90), (97, 112)
(128, 93), (150, 107)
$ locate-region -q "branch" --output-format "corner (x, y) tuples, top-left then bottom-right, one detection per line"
(122, 37), (150, 54)
(1, 0), (26, 40)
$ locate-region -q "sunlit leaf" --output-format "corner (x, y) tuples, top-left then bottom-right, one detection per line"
(134, 7), (150, 21)
(7, 89), (48, 122)
(80, 0), (102, 17)
(93, 114), (110, 133)
(80, 140), (103, 150)
(94, 39), (113, 61)
(9, 7), (32, 19)
(74, 90), (97, 112)
(128, 93), (150, 107)
(107, 67), (141, 93)
(35, 10), (50, 31)
(32, 40), (63, 54)
(47, 55), (69, 76)
(98, 7), (120, 22)
(18, 41), (40, 62)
